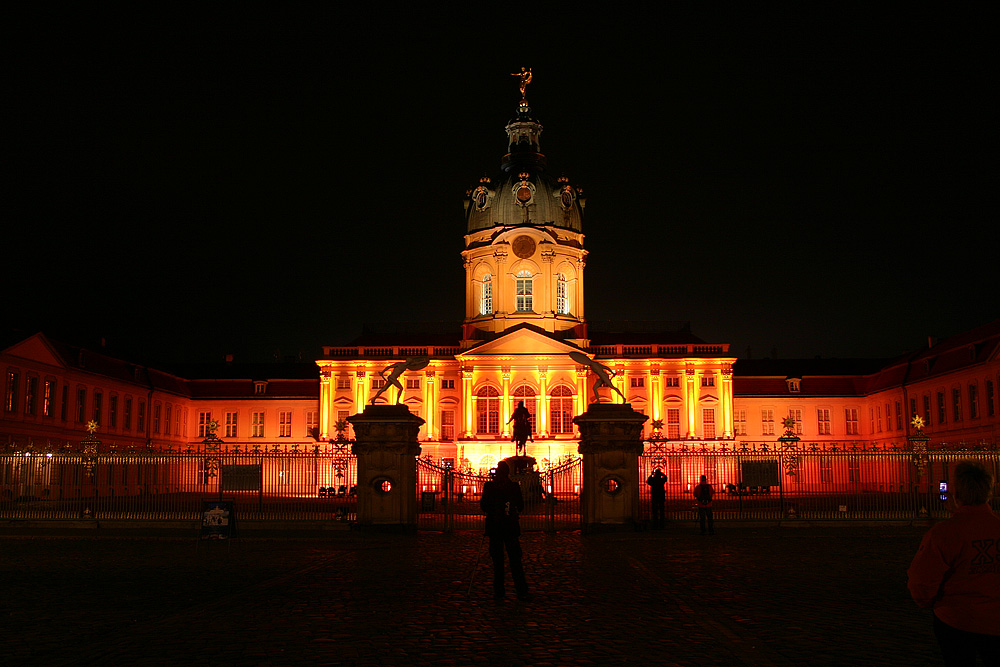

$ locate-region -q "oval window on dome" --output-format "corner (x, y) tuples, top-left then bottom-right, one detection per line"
(516, 186), (532, 203)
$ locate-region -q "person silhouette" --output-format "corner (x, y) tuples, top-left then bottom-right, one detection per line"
(480, 460), (531, 602)
(693, 474), (715, 535)
(646, 468), (668, 529)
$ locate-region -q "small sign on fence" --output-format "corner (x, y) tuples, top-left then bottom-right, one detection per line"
(201, 501), (236, 540)
(740, 460), (780, 487)
(221, 464), (261, 492)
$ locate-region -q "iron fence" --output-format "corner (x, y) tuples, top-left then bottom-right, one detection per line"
(0, 451), (358, 522)
(416, 457), (582, 532)
(640, 440), (1000, 523)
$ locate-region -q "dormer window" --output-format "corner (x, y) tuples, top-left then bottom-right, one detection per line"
(254, 381), (268, 395)
(481, 274), (493, 315)
(555, 273), (568, 314)
(786, 378), (801, 393)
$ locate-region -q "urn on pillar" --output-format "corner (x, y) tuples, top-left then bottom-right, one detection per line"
(348, 404), (424, 532)
(573, 403), (648, 532)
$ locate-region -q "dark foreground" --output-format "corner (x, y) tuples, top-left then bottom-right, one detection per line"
(1, 525), (943, 666)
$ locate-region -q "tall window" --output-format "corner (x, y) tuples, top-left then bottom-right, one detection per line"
(153, 403), (161, 433)
(702, 408), (716, 439)
(198, 411), (212, 438)
(515, 270), (533, 312)
(895, 401), (902, 430)
(305, 411), (318, 438)
(279, 411), (292, 437)
(164, 404), (171, 435)
(24, 376), (38, 416)
(124, 397), (132, 430)
(61, 386), (69, 421)
(109, 395), (118, 428)
(937, 392), (946, 424)
(845, 408), (859, 435)
(512, 385), (537, 434)
(441, 410), (455, 440)
(817, 408), (831, 435)
(476, 386), (500, 434)
(43, 380), (54, 418)
(137, 401), (146, 432)
(952, 388), (962, 422)
(969, 384), (979, 419)
(761, 408), (774, 436)
(787, 408), (803, 435)
(77, 388), (87, 423)
(481, 274), (493, 315)
(225, 412), (238, 438)
(5, 371), (19, 413)
(733, 408), (747, 436)
(251, 412), (265, 437)
(555, 273), (568, 314)
(923, 394), (932, 426)
(666, 408), (681, 439)
(549, 385), (574, 434)
(987, 380), (996, 418)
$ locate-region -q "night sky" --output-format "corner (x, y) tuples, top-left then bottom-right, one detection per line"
(8, 6), (997, 365)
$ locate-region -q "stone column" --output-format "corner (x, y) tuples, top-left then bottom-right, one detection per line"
(348, 404), (424, 532)
(573, 403), (648, 532)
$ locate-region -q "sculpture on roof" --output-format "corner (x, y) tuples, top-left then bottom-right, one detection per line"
(511, 66), (532, 100)
(370, 356), (430, 405)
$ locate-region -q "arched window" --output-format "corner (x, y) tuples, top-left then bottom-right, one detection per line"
(550, 385), (575, 434)
(515, 270), (533, 312)
(512, 384), (537, 434)
(555, 273), (568, 314)
(476, 386), (500, 434)
(481, 274), (493, 315)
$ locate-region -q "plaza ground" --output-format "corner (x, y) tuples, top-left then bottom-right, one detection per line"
(1, 524), (946, 666)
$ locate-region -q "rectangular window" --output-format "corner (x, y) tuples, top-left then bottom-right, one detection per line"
(987, 380), (996, 418)
(664, 376), (680, 387)
(702, 408), (716, 439)
(630, 377), (644, 388)
(666, 408), (681, 439)
(481, 275), (493, 315)
(817, 408), (831, 435)
(441, 410), (455, 440)
(969, 384), (979, 419)
(225, 412), (238, 438)
(909, 397), (917, 423)
(371, 378), (386, 390)
(61, 386), (69, 421)
(761, 408), (774, 436)
(441, 379), (455, 389)
(5, 371), (19, 413)
(93, 391), (103, 424)
(406, 378), (420, 390)
(923, 394), (932, 426)
(337, 410), (350, 438)
(305, 411), (318, 438)
(701, 376), (715, 387)
(109, 395), (118, 428)
(336, 376), (351, 390)
(951, 388), (961, 422)
(198, 411), (211, 438)
(153, 403), (161, 433)
(895, 401), (902, 430)
(175, 408), (181, 437)
(788, 408), (803, 435)
(875, 405), (882, 433)
(845, 408), (859, 435)
(251, 412), (264, 437)
(515, 271), (533, 312)
(279, 411), (292, 437)
(43, 380), (55, 418)
(137, 401), (146, 432)
(164, 404), (171, 435)
(937, 392), (946, 424)
(734, 409), (747, 436)
(124, 397), (132, 430)
(24, 376), (37, 416)
(77, 388), (87, 423)
(555, 275), (567, 314)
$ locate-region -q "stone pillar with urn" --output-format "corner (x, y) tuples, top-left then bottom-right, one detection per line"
(348, 404), (424, 532)
(573, 403), (648, 531)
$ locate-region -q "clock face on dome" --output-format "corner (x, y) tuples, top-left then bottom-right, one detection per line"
(512, 235), (536, 259)
(516, 186), (532, 203)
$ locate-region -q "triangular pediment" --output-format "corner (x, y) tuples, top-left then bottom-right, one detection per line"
(3, 333), (65, 369)
(457, 327), (584, 359)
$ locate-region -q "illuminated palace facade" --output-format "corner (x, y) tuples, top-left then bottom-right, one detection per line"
(3, 96), (999, 462)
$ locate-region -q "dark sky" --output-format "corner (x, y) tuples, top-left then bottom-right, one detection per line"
(8, 6), (998, 365)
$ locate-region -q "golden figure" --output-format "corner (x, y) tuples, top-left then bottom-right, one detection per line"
(511, 67), (532, 99)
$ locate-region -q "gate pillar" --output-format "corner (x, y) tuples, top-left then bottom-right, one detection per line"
(573, 403), (648, 532)
(348, 404), (424, 532)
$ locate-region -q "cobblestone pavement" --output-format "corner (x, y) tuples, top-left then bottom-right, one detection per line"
(1, 524), (946, 666)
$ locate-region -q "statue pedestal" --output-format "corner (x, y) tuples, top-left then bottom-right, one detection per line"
(573, 403), (648, 532)
(348, 404), (424, 532)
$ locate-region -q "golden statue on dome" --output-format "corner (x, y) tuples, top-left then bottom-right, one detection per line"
(511, 66), (532, 100)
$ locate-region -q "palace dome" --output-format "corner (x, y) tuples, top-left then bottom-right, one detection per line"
(465, 100), (585, 234)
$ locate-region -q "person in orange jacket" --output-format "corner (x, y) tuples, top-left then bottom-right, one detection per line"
(907, 460), (1000, 666)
